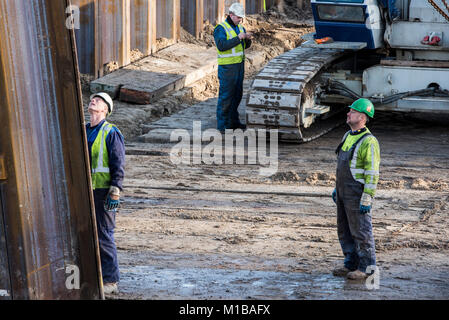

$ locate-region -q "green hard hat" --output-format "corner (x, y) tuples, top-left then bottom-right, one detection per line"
(349, 98), (375, 118)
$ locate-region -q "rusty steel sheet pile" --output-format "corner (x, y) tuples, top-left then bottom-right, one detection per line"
(73, 0), (269, 77)
(0, 0), (102, 300)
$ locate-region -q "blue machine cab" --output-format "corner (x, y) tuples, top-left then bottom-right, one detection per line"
(311, 0), (385, 49)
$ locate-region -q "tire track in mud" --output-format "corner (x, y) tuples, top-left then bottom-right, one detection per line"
(376, 196), (449, 252)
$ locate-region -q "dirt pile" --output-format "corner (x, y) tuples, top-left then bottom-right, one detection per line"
(378, 177), (449, 191)
(180, 27), (210, 48)
(262, 0), (313, 22)
(270, 170), (336, 185)
(411, 178), (449, 191)
(130, 49), (144, 63)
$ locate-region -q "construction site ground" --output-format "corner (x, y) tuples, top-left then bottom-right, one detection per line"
(83, 8), (449, 300)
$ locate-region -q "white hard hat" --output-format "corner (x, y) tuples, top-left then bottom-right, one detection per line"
(229, 2), (245, 18)
(90, 92), (114, 115)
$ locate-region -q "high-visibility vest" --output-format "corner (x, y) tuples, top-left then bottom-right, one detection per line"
(215, 21), (246, 65)
(340, 129), (380, 198)
(91, 121), (115, 189)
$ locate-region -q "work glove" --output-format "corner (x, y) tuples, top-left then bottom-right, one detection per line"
(332, 188), (337, 204)
(104, 186), (121, 211)
(360, 193), (373, 214)
(360, 205), (371, 215)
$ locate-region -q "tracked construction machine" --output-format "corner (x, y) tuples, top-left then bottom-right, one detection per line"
(246, 0), (449, 142)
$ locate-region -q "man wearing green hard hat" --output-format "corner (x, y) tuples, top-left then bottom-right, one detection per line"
(331, 98), (380, 280)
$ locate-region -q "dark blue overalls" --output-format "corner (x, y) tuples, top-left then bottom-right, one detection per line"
(335, 134), (376, 273)
(86, 120), (125, 284)
(94, 189), (120, 284)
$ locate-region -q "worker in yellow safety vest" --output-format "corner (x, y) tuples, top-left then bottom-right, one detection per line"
(214, 2), (253, 132)
(86, 92), (125, 295)
(332, 98), (380, 280)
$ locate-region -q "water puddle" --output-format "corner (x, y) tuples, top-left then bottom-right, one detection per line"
(116, 263), (449, 300)
(116, 265), (374, 299)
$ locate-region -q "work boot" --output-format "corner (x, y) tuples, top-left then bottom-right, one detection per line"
(103, 282), (119, 295)
(347, 270), (368, 280)
(332, 266), (351, 277)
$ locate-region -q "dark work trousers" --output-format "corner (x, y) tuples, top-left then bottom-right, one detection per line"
(94, 188), (120, 283)
(216, 62), (245, 131)
(336, 145), (376, 273)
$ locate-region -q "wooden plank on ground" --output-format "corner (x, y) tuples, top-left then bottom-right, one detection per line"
(119, 71), (185, 104)
(91, 42), (217, 104)
(90, 68), (185, 103)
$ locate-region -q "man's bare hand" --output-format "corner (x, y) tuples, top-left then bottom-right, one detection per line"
(238, 32), (253, 40)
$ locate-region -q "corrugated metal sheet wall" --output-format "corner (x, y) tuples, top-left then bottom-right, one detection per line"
(74, 0), (96, 74)
(98, 0), (130, 69)
(157, 0), (180, 39)
(181, 0), (200, 37)
(0, 0), (102, 300)
(203, 0), (224, 24)
(246, 0), (265, 13)
(74, 0), (271, 77)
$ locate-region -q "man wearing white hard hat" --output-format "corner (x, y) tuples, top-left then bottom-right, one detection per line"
(214, 2), (253, 132)
(86, 92), (125, 295)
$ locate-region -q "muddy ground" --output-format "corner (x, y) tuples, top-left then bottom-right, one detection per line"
(83, 5), (449, 300)
(116, 115), (449, 300)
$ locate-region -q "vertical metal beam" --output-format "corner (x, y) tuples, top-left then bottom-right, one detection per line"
(0, 186), (11, 300)
(156, 0), (180, 42)
(121, 0), (131, 67)
(157, 0), (170, 39)
(196, 0), (204, 38)
(130, 0), (156, 56)
(245, 0), (266, 14)
(181, 0), (204, 38)
(204, 0), (224, 25)
(98, 0), (130, 75)
(218, 0), (225, 23)
(73, 0), (97, 75)
(149, 0), (157, 53)
(130, 0), (146, 55)
(0, 0), (102, 300)
(94, 0), (100, 78)
(173, 0), (181, 41)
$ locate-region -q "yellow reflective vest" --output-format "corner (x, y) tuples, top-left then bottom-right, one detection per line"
(215, 21), (246, 65)
(91, 121), (115, 190)
(340, 128), (380, 200)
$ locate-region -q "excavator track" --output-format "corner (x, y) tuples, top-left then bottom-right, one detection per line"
(246, 46), (347, 142)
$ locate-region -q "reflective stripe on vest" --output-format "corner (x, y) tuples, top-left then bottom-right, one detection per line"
(91, 121), (114, 189)
(349, 134), (380, 197)
(215, 21), (245, 65)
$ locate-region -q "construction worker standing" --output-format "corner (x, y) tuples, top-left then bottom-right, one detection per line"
(214, 2), (252, 132)
(332, 98), (380, 280)
(86, 92), (125, 294)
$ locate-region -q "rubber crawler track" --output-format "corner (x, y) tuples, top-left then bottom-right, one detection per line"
(246, 46), (347, 142)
